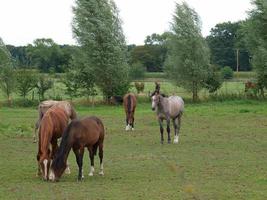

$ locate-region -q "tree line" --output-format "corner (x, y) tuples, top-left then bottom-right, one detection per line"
(0, 0), (266, 103)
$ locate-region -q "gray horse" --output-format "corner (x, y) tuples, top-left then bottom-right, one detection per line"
(151, 92), (184, 144)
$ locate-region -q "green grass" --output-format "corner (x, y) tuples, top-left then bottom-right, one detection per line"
(0, 101), (267, 199)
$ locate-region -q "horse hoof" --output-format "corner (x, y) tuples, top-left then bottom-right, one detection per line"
(89, 172), (94, 176)
(168, 140), (171, 144)
(99, 171), (104, 176)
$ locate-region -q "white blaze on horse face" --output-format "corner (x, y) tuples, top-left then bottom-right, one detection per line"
(43, 159), (48, 179)
(89, 166), (95, 176)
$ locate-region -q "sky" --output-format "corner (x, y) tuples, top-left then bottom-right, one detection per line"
(0, 0), (252, 46)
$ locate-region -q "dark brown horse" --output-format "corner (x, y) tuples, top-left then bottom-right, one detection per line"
(123, 93), (137, 131)
(33, 100), (77, 142)
(36, 107), (70, 180)
(49, 116), (105, 182)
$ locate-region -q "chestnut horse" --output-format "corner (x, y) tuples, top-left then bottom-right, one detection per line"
(49, 116), (105, 182)
(33, 100), (77, 142)
(123, 93), (137, 131)
(36, 107), (70, 180)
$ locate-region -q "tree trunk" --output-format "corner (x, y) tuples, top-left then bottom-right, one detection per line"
(192, 82), (198, 102)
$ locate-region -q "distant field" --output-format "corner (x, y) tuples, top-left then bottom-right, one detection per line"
(0, 101), (266, 199)
(0, 71), (258, 105)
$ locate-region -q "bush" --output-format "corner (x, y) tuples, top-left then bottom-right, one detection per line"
(221, 66), (234, 80)
(129, 62), (146, 80)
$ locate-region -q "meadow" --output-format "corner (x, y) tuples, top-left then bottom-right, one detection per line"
(0, 100), (267, 199)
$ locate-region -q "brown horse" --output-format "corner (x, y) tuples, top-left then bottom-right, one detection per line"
(33, 100), (77, 142)
(123, 93), (137, 131)
(36, 107), (70, 180)
(49, 116), (105, 182)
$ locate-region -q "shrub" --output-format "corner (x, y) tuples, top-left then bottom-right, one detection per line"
(221, 66), (234, 80)
(129, 62), (146, 80)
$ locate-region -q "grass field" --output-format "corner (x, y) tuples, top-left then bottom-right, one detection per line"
(0, 100), (267, 199)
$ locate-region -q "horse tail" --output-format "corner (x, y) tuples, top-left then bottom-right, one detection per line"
(127, 95), (132, 114)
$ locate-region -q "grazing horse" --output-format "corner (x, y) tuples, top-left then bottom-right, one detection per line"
(49, 116), (105, 182)
(123, 93), (137, 131)
(33, 100), (77, 142)
(36, 107), (70, 180)
(151, 91), (184, 144)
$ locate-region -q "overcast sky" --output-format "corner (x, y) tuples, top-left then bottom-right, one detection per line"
(0, 0), (252, 46)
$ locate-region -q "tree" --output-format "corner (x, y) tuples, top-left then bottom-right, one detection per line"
(221, 66), (234, 80)
(16, 69), (38, 99)
(206, 22), (251, 71)
(129, 62), (146, 80)
(243, 0), (267, 94)
(0, 38), (16, 105)
(35, 75), (54, 100)
(165, 2), (211, 101)
(27, 38), (65, 73)
(72, 0), (130, 100)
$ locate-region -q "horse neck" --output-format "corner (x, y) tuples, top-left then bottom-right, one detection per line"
(157, 96), (168, 113)
(53, 124), (73, 170)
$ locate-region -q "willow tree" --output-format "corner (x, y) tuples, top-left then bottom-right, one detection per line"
(243, 0), (267, 95)
(72, 0), (130, 100)
(165, 2), (211, 101)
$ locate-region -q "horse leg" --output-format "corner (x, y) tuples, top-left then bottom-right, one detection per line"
(33, 121), (39, 143)
(166, 118), (171, 144)
(174, 114), (182, 144)
(88, 147), (95, 176)
(173, 117), (179, 144)
(98, 142), (104, 176)
(131, 112), (135, 131)
(125, 116), (130, 131)
(158, 118), (164, 144)
(74, 148), (84, 181)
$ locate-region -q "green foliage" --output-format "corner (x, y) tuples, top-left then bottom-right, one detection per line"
(35, 75), (54, 100)
(62, 70), (80, 99)
(16, 70), (38, 99)
(73, 0), (130, 100)
(221, 66), (234, 80)
(206, 21), (251, 71)
(165, 2), (211, 101)
(0, 38), (16, 105)
(134, 82), (145, 94)
(204, 66), (223, 93)
(129, 62), (146, 80)
(243, 0), (267, 91)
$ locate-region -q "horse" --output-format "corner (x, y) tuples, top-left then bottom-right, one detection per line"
(123, 93), (137, 131)
(33, 100), (77, 142)
(36, 106), (71, 180)
(49, 116), (105, 182)
(151, 91), (184, 144)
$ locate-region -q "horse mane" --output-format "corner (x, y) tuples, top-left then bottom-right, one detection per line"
(38, 115), (53, 157)
(51, 121), (73, 171)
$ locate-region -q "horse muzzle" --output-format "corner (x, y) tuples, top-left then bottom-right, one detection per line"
(152, 107), (155, 111)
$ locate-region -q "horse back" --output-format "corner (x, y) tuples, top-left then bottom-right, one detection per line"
(168, 96), (184, 117)
(42, 107), (69, 138)
(70, 117), (104, 147)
